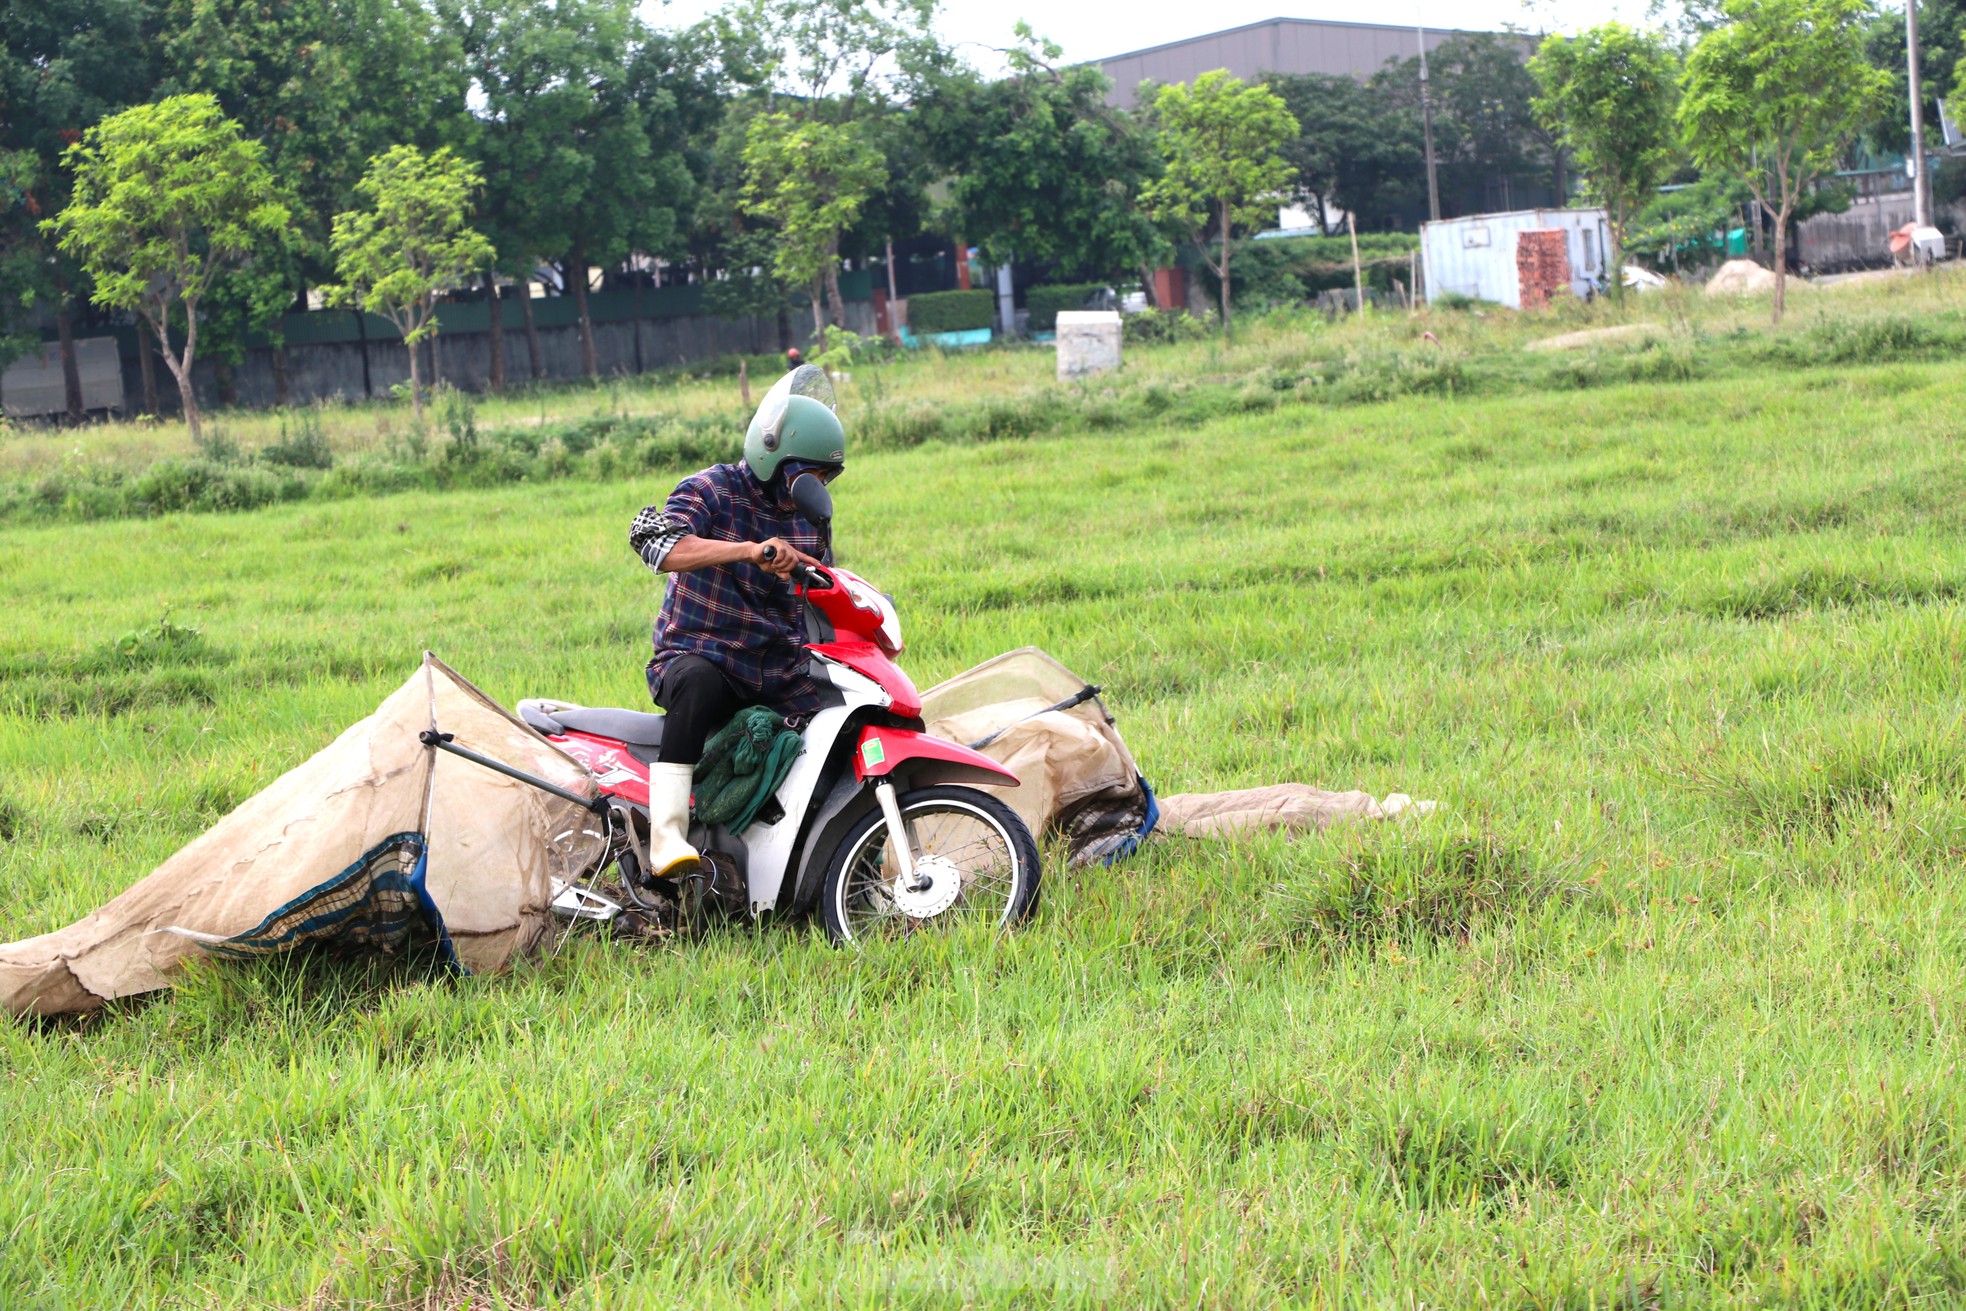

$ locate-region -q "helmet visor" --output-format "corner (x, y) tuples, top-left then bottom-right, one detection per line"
(753, 364), (837, 446)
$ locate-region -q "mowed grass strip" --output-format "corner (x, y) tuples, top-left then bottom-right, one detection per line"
(2, 361), (1965, 1307)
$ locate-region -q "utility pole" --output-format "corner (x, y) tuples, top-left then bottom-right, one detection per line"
(1418, 17), (1442, 223)
(1908, 0), (1933, 227)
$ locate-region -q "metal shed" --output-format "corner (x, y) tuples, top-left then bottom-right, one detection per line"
(1096, 18), (1497, 109)
(1421, 208), (1611, 308)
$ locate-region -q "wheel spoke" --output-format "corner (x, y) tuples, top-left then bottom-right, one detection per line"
(835, 800), (1026, 940)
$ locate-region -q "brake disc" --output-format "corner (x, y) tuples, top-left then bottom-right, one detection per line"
(890, 853), (963, 919)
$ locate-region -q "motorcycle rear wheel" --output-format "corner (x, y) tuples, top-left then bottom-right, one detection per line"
(819, 785), (1041, 945)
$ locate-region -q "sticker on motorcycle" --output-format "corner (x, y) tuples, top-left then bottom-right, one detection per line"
(861, 738), (885, 768)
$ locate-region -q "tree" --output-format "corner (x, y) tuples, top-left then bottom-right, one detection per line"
(1530, 24), (1680, 300)
(1865, 0), (1966, 156)
(1369, 33), (1564, 217)
(1679, 0), (1890, 322)
(448, 0), (695, 380)
(154, 0), (471, 395)
(714, 0), (950, 123)
(1141, 71), (1297, 335)
(917, 26), (1166, 283)
(47, 94), (288, 442)
(740, 113), (886, 335)
(0, 0), (156, 422)
(323, 145), (493, 422)
(716, 0), (948, 331)
(1265, 72), (1425, 232)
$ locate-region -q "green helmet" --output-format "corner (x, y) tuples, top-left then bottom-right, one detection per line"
(744, 364), (845, 480)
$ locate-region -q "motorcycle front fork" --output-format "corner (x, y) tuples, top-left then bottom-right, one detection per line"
(873, 780), (927, 893)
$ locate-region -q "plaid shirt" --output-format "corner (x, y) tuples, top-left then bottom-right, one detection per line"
(631, 461), (828, 714)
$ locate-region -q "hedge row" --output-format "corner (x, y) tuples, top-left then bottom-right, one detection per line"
(1025, 283), (1109, 332)
(906, 289), (994, 334)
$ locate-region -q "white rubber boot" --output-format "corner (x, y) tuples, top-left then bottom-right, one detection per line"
(644, 762), (702, 878)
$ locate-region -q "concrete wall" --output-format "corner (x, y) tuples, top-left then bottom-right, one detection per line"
(19, 294), (880, 420)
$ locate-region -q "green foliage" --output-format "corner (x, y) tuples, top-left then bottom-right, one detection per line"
(811, 325), (871, 372)
(1863, 0), (1966, 156)
(1265, 72), (1422, 232)
(46, 93), (289, 437)
(1679, 0), (1892, 320)
(1142, 71), (1298, 332)
(322, 145), (493, 417)
(1121, 307), (1214, 345)
(0, 0), (157, 377)
(1372, 34), (1562, 220)
(1629, 173), (1754, 262)
(1192, 234), (1421, 311)
(259, 408), (335, 470)
(1530, 25), (1681, 287)
(739, 113), (885, 323)
(917, 25), (1164, 280)
(1025, 283), (1109, 332)
(699, 227), (796, 323)
(905, 289), (993, 334)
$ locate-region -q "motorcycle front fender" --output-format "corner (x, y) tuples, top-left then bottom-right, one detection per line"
(851, 725), (1019, 790)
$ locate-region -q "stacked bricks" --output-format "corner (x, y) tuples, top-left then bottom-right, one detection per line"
(1515, 229), (1572, 311)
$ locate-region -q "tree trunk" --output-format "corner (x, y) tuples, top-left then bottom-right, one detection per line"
(823, 238), (847, 329)
(1608, 209), (1626, 307)
(52, 267), (84, 425)
(1218, 200), (1233, 336)
(353, 310), (371, 397)
(632, 277), (645, 375)
(161, 354), (201, 443)
(430, 324), (443, 391)
(407, 326), (424, 423)
(215, 360), (237, 407)
(1139, 262), (1160, 309)
(271, 344), (290, 407)
(484, 273), (506, 392)
(137, 319), (161, 414)
(569, 249), (598, 378)
(810, 277), (826, 340)
(153, 311), (203, 443)
(519, 286), (543, 382)
(1771, 205), (1788, 327)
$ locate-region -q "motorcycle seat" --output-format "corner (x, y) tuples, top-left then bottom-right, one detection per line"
(519, 702), (667, 747)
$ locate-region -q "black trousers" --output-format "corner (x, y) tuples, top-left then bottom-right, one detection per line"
(651, 655), (744, 766)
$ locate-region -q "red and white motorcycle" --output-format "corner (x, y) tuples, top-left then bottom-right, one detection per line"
(521, 471), (1039, 946)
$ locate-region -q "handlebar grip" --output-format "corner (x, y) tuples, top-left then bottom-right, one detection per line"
(762, 543), (827, 588)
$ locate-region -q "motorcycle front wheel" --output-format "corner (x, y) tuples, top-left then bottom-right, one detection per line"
(819, 785), (1041, 945)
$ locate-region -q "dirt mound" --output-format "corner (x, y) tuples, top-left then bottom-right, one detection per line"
(1706, 259), (1780, 295)
(1526, 323), (1665, 352)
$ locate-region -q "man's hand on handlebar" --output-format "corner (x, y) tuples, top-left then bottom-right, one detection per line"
(755, 538), (821, 580)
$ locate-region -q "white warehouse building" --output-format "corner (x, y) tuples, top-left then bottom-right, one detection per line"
(1421, 208), (1613, 308)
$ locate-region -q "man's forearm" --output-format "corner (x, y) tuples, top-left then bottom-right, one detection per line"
(661, 535), (758, 573)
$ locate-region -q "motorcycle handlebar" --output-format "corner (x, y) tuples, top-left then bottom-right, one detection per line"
(761, 544), (830, 588)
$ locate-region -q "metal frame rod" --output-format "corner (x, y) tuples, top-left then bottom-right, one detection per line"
(419, 730), (605, 812)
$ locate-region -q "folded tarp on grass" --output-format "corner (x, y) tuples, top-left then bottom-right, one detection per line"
(923, 647), (1431, 859)
(1, 654), (605, 1019)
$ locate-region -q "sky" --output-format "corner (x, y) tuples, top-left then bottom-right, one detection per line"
(641, 0), (1653, 72)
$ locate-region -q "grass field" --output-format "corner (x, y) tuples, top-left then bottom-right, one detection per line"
(4, 314), (1966, 1305)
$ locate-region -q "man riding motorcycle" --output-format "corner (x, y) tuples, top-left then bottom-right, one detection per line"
(627, 365), (844, 879)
